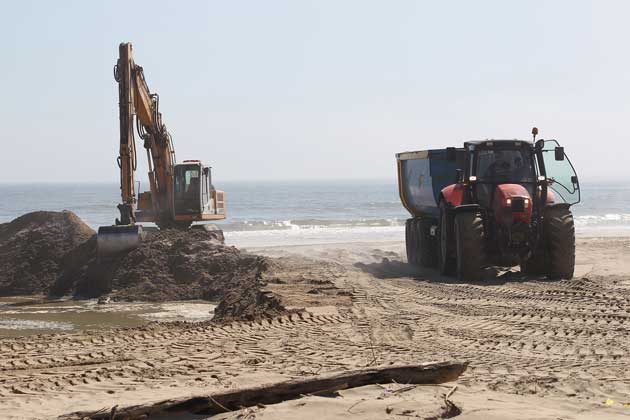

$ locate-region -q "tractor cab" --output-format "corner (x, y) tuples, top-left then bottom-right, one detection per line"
(466, 141), (538, 211)
(463, 139), (580, 209)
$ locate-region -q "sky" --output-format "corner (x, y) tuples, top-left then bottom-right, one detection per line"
(0, 0), (628, 183)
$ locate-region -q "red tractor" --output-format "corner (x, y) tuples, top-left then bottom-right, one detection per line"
(397, 128), (580, 280)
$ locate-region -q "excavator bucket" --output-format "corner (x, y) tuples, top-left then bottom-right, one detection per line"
(97, 225), (145, 261)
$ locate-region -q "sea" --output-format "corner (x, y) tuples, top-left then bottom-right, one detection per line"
(1, 180), (629, 248)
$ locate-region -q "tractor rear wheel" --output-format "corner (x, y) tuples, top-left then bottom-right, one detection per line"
(438, 202), (455, 275)
(545, 206), (575, 279)
(454, 212), (485, 281)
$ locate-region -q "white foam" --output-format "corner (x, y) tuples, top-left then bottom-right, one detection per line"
(139, 302), (215, 322)
(225, 225), (405, 248)
(0, 318), (74, 331)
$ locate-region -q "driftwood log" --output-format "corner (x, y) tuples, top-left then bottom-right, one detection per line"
(63, 361), (467, 420)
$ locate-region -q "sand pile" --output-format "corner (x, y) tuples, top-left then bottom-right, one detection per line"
(63, 229), (285, 321)
(0, 211), (95, 295)
(2, 211), (285, 321)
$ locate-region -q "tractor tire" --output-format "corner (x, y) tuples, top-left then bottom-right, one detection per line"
(454, 212), (485, 281)
(405, 219), (418, 265)
(545, 206), (575, 279)
(438, 201), (456, 275)
(417, 218), (438, 268)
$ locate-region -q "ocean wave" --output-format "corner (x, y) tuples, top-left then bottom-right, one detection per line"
(221, 218), (406, 232)
(574, 213), (630, 226)
(220, 213), (630, 232)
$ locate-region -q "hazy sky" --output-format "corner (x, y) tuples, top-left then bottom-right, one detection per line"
(1, 1), (628, 183)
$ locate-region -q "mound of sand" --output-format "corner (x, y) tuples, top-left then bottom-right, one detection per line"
(0, 211), (95, 295)
(115, 230), (283, 320)
(52, 228), (285, 321)
(2, 211), (285, 321)
(111, 231), (285, 321)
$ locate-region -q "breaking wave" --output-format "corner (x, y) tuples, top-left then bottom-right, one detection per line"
(220, 218), (406, 232)
(574, 213), (630, 226)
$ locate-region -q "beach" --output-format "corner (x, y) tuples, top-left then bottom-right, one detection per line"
(1, 234), (628, 419)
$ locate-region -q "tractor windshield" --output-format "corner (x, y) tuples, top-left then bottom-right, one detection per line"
(476, 148), (535, 183)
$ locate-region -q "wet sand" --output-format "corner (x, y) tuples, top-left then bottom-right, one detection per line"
(0, 298), (216, 338)
(1, 236), (629, 419)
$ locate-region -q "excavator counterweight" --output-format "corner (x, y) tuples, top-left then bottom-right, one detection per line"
(97, 42), (226, 260)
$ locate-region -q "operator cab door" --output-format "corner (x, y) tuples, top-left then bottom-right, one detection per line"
(174, 164), (203, 215)
(537, 140), (580, 205)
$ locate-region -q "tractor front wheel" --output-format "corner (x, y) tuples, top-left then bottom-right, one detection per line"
(545, 206), (575, 279)
(454, 212), (485, 281)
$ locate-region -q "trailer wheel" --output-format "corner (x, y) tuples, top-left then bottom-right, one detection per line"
(438, 201), (455, 275)
(405, 219), (418, 265)
(545, 206), (575, 279)
(454, 212), (485, 281)
(418, 218), (438, 268)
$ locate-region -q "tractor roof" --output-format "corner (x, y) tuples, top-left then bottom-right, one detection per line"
(465, 139), (534, 148)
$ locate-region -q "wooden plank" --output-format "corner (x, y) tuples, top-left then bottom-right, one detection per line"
(62, 361), (467, 420)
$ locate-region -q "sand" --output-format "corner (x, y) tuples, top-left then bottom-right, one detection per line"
(1, 236), (629, 419)
(0, 211), (94, 296)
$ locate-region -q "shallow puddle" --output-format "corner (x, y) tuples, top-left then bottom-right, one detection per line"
(0, 296), (216, 337)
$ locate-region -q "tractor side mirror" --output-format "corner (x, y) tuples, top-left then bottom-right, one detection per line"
(455, 169), (464, 183)
(446, 147), (457, 162)
(554, 147), (565, 161)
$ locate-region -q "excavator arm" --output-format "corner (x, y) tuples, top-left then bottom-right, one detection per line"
(115, 42), (175, 226)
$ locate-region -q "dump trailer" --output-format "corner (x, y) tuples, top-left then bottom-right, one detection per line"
(397, 129), (580, 280)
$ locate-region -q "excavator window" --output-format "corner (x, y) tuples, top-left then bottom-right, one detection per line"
(174, 165), (202, 214)
(174, 168), (200, 194)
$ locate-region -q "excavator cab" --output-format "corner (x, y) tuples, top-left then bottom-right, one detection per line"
(173, 160), (226, 220)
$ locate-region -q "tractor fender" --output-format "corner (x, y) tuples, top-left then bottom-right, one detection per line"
(440, 184), (466, 207)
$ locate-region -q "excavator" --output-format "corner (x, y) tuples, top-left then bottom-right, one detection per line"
(97, 42), (226, 259)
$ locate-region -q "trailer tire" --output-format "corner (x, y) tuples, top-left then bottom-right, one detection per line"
(418, 218), (438, 268)
(454, 212), (485, 281)
(438, 201), (456, 275)
(545, 206), (575, 279)
(405, 219), (418, 265)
